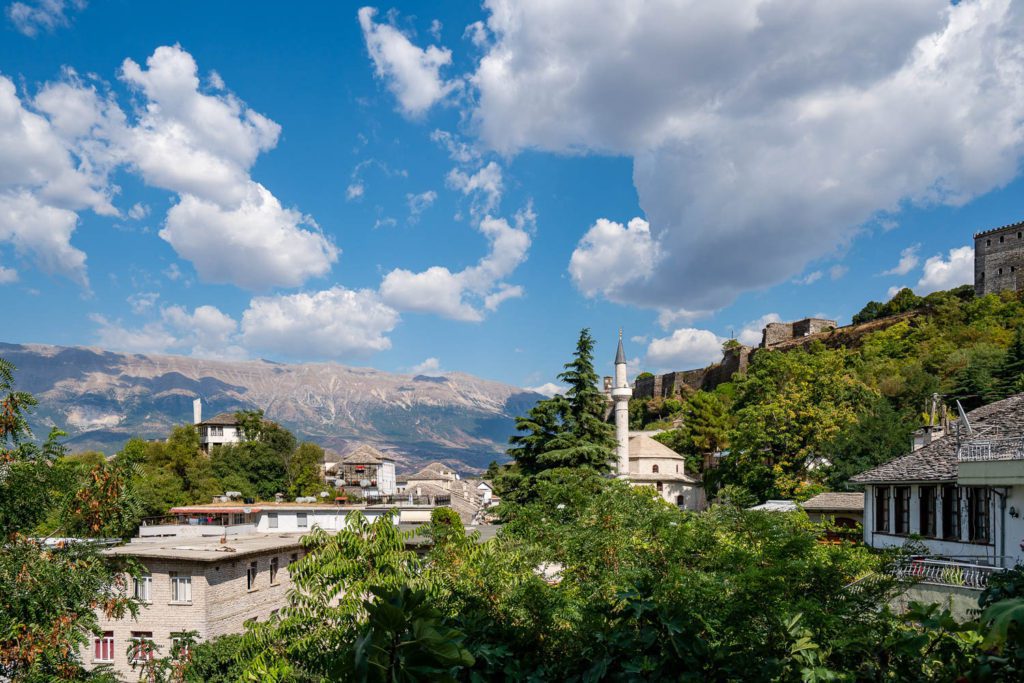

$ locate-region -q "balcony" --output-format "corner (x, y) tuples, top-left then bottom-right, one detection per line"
(892, 556), (1007, 590)
(958, 437), (1024, 462)
(957, 436), (1024, 486)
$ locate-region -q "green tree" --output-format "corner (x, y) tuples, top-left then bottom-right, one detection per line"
(0, 358), (141, 680)
(823, 396), (915, 489)
(288, 442), (325, 498)
(655, 390), (732, 473)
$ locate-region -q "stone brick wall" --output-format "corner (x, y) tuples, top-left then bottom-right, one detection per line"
(975, 222), (1024, 296)
(761, 322), (795, 347)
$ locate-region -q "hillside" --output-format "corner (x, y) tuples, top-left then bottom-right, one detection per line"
(0, 342), (542, 472)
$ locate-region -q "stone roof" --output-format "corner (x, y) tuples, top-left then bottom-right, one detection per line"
(104, 534), (304, 562)
(628, 434), (686, 461)
(749, 500), (798, 512)
(802, 492), (864, 512)
(407, 462), (458, 481)
(340, 444), (391, 465)
(850, 394), (1024, 484)
(198, 411), (241, 426)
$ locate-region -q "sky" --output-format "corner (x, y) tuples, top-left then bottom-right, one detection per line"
(1, 0), (1022, 394)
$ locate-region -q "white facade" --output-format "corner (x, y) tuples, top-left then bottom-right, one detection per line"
(140, 504), (391, 540)
(612, 332), (632, 475)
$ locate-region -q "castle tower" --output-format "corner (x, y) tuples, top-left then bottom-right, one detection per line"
(611, 330), (632, 476)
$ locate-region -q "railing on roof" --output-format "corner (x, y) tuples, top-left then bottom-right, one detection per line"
(957, 436), (1024, 462)
(891, 556), (1008, 589)
(364, 494), (452, 507)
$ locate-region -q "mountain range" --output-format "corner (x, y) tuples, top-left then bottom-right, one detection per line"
(0, 342), (543, 473)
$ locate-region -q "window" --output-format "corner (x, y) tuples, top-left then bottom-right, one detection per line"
(247, 561), (258, 590)
(232, 513), (245, 525)
(651, 464), (659, 474)
(874, 486), (890, 533)
(894, 487), (911, 534)
(170, 572), (192, 603)
(967, 487), (991, 543)
(133, 573), (152, 603)
(942, 484), (960, 540)
(656, 481), (664, 492)
(130, 632), (154, 663)
(987, 238), (992, 246)
(999, 267), (1004, 275)
(94, 631), (114, 662)
(170, 633), (191, 660)
(270, 557), (279, 584)
(1000, 235), (1005, 243)
(919, 486), (937, 537)
(289, 553), (299, 566)
(297, 512), (308, 529)
(209, 426), (224, 436)
(268, 512), (278, 529)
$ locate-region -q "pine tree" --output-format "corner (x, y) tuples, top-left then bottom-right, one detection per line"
(997, 325), (1024, 398)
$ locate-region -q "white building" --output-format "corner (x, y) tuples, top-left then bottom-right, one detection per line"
(139, 502), (390, 538)
(193, 399), (244, 454)
(611, 333), (704, 510)
(329, 444), (397, 496)
(851, 394), (1024, 568)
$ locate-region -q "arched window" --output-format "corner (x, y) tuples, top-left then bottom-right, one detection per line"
(652, 464), (659, 474)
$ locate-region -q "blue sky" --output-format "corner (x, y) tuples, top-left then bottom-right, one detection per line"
(0, 0), (1022, 392)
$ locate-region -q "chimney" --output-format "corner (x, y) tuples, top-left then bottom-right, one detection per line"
(193, 398), (202, 425)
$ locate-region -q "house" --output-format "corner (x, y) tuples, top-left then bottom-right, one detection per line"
(139, 501), (391, 538)
(801, 492), (864, 527)
(402, 463), (495, 523)
(192, 399), (244, 454)
(749, 500), (799, 512)
(327, 444), (397, 496)
(851, 394), (1024, 569)
(83, 534), (304, 678)
(625, 433), (704, 508)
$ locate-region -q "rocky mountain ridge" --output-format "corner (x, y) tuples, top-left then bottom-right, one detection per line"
(0, 342), (542, 472)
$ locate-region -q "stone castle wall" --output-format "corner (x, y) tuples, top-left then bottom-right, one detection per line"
(975, 222), (1024, 296)
(634, 345), (752, 399)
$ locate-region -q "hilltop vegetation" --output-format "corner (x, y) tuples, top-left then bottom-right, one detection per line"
(634, 285), (1024, 501)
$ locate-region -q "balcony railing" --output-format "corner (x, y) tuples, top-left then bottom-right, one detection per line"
(892, 556), (1007, 589)
(957, 436), (1024, 462)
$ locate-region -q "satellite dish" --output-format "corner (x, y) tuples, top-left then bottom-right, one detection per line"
(360, 479), (371, 488)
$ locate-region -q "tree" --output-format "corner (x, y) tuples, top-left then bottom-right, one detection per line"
(506, 329), (615, 478)
(288, 442), (325, 498)
(997, 325), (1024, 398)
(823, 396), (914, 490)
(655, 390), (732, 473)
(0, 358), (141, 680)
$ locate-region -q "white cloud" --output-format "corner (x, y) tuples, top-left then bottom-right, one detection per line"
(346, 182), (365, 200)
(358, 7), (457, 117)
(447, 161), (502, 216)
(656, 307), (715, 329)
(160, 183), (338, 290)
(830, 264), (849, 280)
(127, 291), (159, 314)
(406, 190), (437, 221)
(241, 286), (400, 359)
(794, 270), (822, 286)
(0, 191), (87, 285)
(569, 217), (660, 301)
(127, 202), (150, 220)
(411, 357), (444, 376)
(429, 19), (443, 41)
(736, 312), (781, 347)
(91, 304), (245, 359)
(525, 382), (564, 397)
(916, 244), (974, 294)
(887, 285), (903, 298)
(630, 335), (649, 344)
(380, 208), (532, 321)
(431, 129), (479, 164)
(6, 0), (84, 37)
(464, 20), (489, 48)
(883, 244), (921, 276)
(472, 0), (1024, 311)
(646, 328), (724, 369)
(0, 265), (18, 283)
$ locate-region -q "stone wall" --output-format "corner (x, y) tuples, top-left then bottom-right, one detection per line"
(975, 222), (1024, 296)
(633, 345), (753, 399)
(762, 318), (837, 347)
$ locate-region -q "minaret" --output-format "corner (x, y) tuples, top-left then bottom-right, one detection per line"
(611, 329), (632, 476)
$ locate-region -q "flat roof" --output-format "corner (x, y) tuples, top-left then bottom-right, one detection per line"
(169, 502), (369, 513)
(104, 534), (304, 562)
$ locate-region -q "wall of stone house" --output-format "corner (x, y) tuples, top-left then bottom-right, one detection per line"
(82, 557), (211, 679)
(204, 548), (302, 638)
(975, 225), (1024, 296)
(792, 318), (836, 337)
(761, 322), (795, 347)
(633, 345), (754, 400)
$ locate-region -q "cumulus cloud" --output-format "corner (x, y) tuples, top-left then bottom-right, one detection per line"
(794, 270), (823, 286)
(160, 183), (338, 290)
(241, 286), (400, 359)
(916, 244), (974, 294)
(569, 217), (660, 301)
(411, 357), (444, 376)
(0, 265), (18, 283)
(92, 303), (245, 358)
(646, 328), (724, 369)
(7, 0), (85, 37)
(380, 207), (532, 321)
(346, 182), (364, 200)
(736, 312), (782, 346)
(127, 202), (149, 220)
(883, 244), (921, 276)
(471, 0), (1024, 311)
(406, 190), (437, 222)
(127, 291), (159, 314)
(447, 161), (502, 217)
(358, 7), (457, 117)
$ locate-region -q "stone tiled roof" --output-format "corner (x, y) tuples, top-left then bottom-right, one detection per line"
(198, 411), (241, 426)
(802, 492), (864, 512)
(749, 500), (798, 512)
(850, 394), (1024, 484)
(407, 462), (458, 481)
(340, 444), (391, 465)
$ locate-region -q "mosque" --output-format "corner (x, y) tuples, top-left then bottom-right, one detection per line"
(607, 332), (705, 510)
